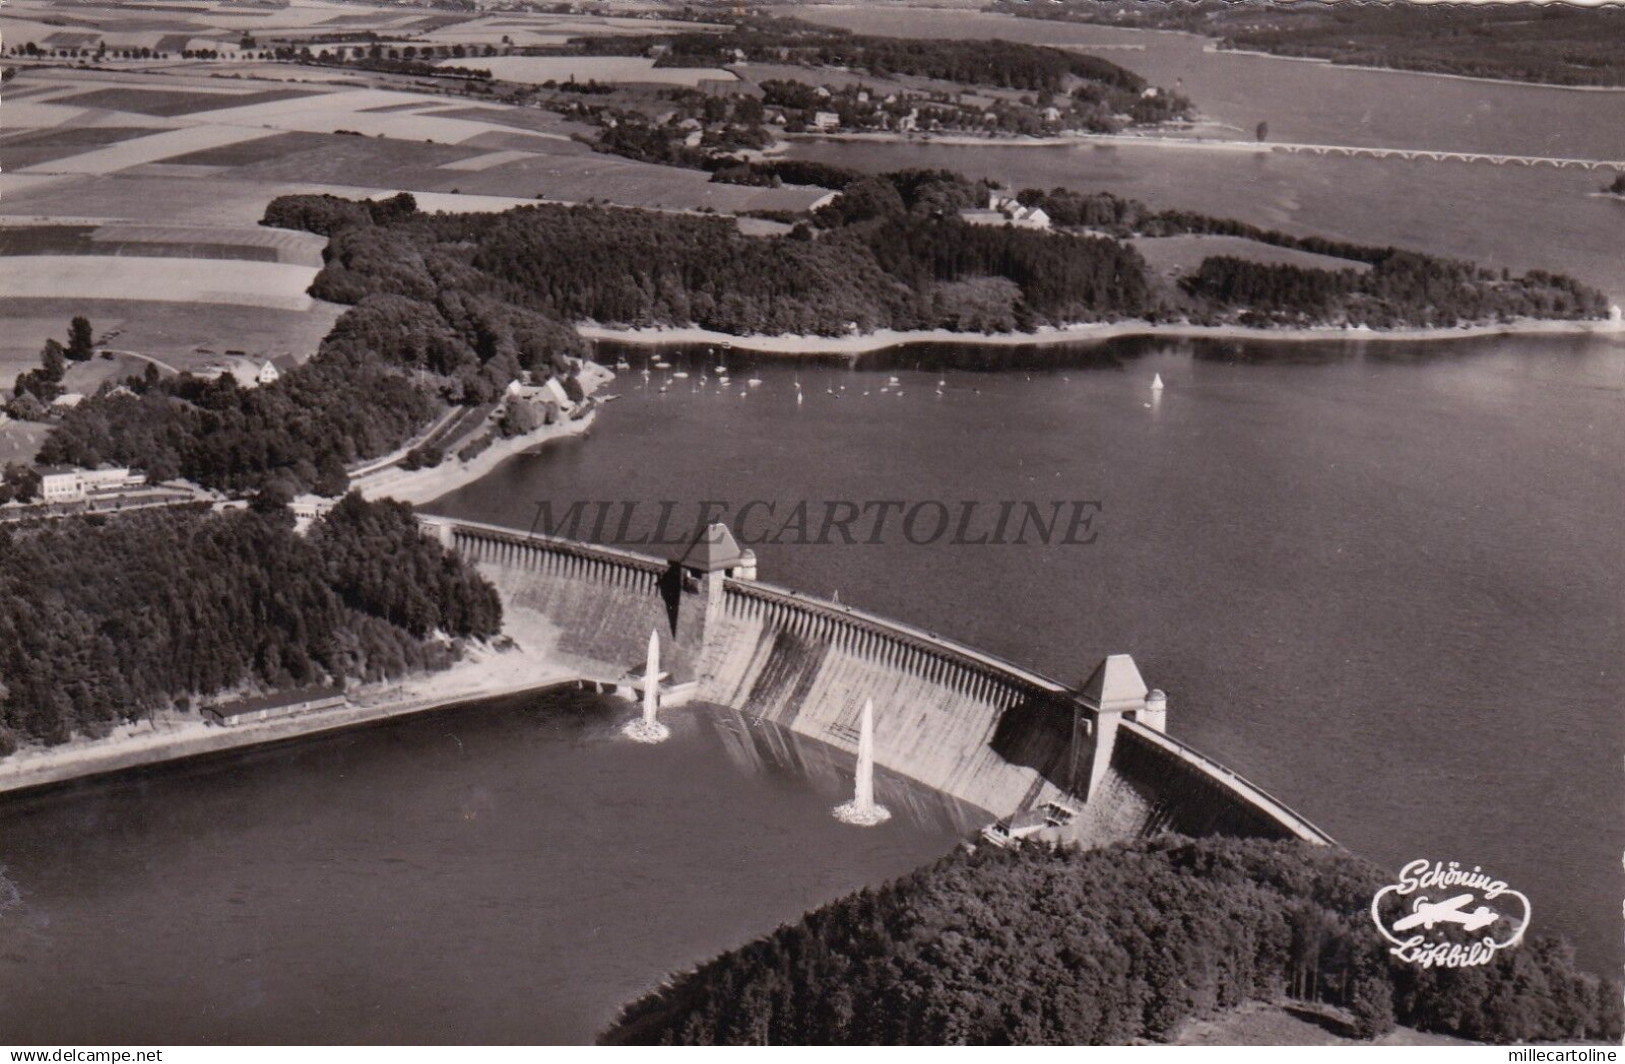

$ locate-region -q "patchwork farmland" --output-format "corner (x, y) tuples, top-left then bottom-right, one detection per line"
(0, 0), (831, 465)
(0, 61), (830, 378)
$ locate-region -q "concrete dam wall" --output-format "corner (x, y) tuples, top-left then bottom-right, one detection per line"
(424, 517), (1333, 847)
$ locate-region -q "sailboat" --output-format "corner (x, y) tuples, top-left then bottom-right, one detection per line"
(1151, 373), (1165, 391)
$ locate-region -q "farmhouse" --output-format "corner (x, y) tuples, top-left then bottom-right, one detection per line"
(963, 192), (1052, 231)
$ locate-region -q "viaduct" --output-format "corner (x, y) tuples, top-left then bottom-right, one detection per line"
(420, 515), (1335, 849)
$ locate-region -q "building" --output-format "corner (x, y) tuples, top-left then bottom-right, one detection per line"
(35, 464), (142, 503)
(202, 686), (347, 726)
(290, 494), (335, 534)
(37, 465), (86, 503)
(811, 111), (841, 131)
(963, 192), (1052, 231)
(505, 375), (574, 411)
(199, 354), (294, 389)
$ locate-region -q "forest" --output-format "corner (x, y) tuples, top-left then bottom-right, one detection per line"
(266, 174), (1152, 339)
(37, 194), (583, 496)
(572, 17), (1169, 102)
(0, 495), (501, 753)
(31, 175), (1606, 495)
(602, 836), (1622, 1046)
(1015, 1), (1625, 87)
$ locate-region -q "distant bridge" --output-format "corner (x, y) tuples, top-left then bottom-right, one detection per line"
(1083, 133), (1625, 172)
(1266, 141), (1625, 171)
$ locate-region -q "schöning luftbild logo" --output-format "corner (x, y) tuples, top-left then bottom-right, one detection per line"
(1370, 859), (1531, 969)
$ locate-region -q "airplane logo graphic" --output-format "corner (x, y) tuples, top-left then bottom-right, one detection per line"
(1391, 894), (1500, 934)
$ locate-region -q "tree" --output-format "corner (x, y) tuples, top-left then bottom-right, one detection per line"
(41, 339), (66, 382)
(0, 463), (41, 504)
(66, 316), (95, 361)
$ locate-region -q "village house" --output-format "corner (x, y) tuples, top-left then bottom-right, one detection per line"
(812, 111), (841, 131)
(961, 191), (1052, 231)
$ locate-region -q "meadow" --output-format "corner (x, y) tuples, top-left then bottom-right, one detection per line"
(0, 58), (830, 382)
(455, 56), (738, 87)
(1131, 234), (1375, 278)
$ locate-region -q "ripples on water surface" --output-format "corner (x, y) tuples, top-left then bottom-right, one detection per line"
(0, 693), (970, 1043)
(437, 333), (1625, 974)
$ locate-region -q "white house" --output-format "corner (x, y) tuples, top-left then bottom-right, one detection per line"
(34, 464), (140, 503)
(812, 111), (840, 131)
(37, 466), (85, 503)
(256, 360), (280, 386)
(964, 192), (1053, 231)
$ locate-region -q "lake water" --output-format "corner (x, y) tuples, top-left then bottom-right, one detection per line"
(0, 691), (969, 1043)
(795, 6), (1625, 159)
(433, 333), (1625, 974)
(781, 7), (1625, 305)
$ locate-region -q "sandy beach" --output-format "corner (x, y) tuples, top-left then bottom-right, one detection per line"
(579, 316), (1625, 357)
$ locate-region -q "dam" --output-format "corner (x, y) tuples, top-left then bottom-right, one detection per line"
(422, 515), (1333, 849)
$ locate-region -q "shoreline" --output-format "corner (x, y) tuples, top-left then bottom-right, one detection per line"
(351, 360), (614, 506)
(0, 605), (604, 798)
(579, 317), (1625, 357)
(1202, 42), (1625, 95)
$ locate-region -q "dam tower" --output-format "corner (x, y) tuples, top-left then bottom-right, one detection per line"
(668, 523), (751, 676)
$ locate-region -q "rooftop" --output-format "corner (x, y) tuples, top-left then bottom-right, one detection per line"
(678, 522), (745, 572)
(1079, 654), (1149, 714)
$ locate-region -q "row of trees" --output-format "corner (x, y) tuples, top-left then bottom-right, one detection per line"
(36, 173), (1605, 495)
(575, 18), (1161, 98)
(0, 495), (501, 752)
(263, 173), (1150, 344)
(1016, 2), (1625, 87)
(1181, 253), (1608, 328)
(602, 836), (1622, 1045)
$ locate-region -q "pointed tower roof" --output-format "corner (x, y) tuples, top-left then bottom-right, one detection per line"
(1079, 654), (1149, 714)
(677, 523), (744, 573)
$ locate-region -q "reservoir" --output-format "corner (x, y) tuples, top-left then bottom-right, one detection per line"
(435, 332), (1625, 974)
(782, 8), (1625, 305)
(0, 691), (970, 1043)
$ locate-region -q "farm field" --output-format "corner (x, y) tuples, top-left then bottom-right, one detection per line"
(0, 299), (344, 380)
(0, 256), (322, 310)
(0, 60), (833, 391)
(0, 421), (51, 469)
(455, 56), (739, 86)
(0, 0), (726, 55)
(1130, 234), (1375, 278)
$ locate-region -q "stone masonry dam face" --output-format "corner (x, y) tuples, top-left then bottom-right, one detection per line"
(431, 518), (1331, 846)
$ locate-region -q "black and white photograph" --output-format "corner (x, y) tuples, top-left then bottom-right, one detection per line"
(0, 0), (1621, 1050)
